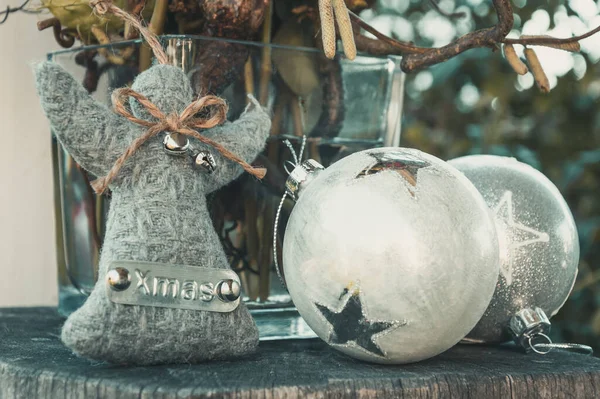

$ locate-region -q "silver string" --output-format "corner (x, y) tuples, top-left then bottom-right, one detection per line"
(533, 342), (593, 355)
(273, 191), (288, 289)
(527, 332), (593, 356)
(272, 136), (307, 290)
(298, 135), (307, 163)
(284, 140), (299, 166)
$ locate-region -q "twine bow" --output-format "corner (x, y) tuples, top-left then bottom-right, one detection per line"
(91, 88), (267, 194)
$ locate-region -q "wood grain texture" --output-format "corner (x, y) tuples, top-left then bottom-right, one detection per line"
(1, 307), (600, 398)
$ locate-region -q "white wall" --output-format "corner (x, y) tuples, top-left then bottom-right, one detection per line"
(0, 12), (60, 306)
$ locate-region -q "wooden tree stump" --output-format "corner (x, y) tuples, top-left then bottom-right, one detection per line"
(1, 307), (600, 398)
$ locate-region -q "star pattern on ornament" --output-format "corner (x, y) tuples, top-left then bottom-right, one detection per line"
(493, 190), (550, 286)
(356, 152), (431, 196)
(315, 289), (407, 357)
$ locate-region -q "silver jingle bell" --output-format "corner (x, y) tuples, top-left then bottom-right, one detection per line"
(163, 133), (190, 156)
(216, 279), (241, 302)
(193, 150), (217, 174)
(107, 267), (131, 291)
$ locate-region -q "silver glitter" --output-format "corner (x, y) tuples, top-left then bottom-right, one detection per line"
(450, 155), (579, 343)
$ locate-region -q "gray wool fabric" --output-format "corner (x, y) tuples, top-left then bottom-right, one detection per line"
(35, 62), (271, 365)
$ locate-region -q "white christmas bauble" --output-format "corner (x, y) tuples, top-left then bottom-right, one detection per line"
(449, 155), (579, 344)
(282, 147), (500, 364)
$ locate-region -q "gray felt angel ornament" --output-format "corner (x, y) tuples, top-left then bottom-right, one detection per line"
(35, 3), (271, 365)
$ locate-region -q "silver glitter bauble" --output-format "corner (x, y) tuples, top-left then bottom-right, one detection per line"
(282, 147), (500, 364)
(449, 155), (579, 344)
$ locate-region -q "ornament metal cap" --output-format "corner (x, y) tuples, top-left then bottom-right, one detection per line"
(285, 159), (324, 201)
(509, 307), (551, 352)
(508, 307), (552, 354)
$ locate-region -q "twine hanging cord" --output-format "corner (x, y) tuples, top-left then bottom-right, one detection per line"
(91, 88), (267, 194)
(90, 0), (169, 64)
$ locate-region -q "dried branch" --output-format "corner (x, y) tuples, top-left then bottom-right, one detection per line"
(139, 0), (168, 71)
(350, 11), (427, 54)
(0, 0), (31, 25)
(53, 24), (76, 48)
(401, 26), (499, 72)
(428, 0), (466, 20)
(349, 0), (600, 82)
(124, 0), (147, 39)
(401, 0), (514, 72)
(503, 25), (600, 46)
(37, 16), (75, 48)
(351, 3), (511, 69)
(353, 32), (403, 56)
(37, 17), (58, 31)
(130, 0), (147, 16)
(518, 35), (580, 52)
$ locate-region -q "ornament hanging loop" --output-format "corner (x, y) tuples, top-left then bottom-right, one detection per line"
(527, 332), (552, 355)
(88, 0), (169, 65)
(273, 137), (310, 289)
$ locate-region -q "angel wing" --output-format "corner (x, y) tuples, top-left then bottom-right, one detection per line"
(195, 96), (271, 193)
(35, 61), (130, 177)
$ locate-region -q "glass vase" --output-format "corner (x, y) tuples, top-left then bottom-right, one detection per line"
(50, 35), (405, 340)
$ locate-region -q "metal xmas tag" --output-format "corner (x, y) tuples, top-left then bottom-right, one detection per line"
(105, 261), (241, 313)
